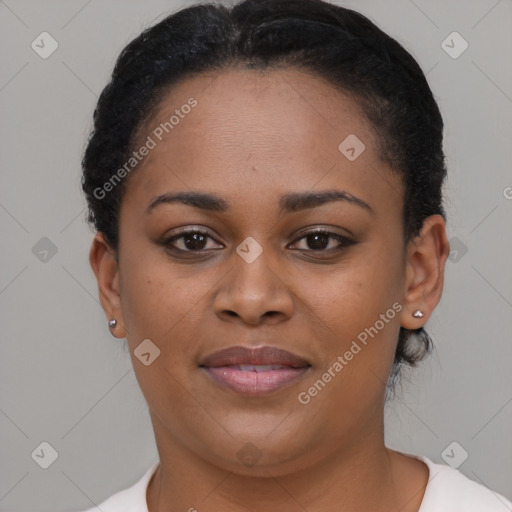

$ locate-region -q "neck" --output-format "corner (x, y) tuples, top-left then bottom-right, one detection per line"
(146, 412), (427, 512)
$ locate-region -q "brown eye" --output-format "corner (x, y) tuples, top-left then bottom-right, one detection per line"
(305, 232), (330, 250)
(289, 229), (354, 253)
(181, 232), (208, 250)
(163, 229), (224, 254)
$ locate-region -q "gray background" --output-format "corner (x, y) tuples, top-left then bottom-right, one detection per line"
(1, 0), (511, 510)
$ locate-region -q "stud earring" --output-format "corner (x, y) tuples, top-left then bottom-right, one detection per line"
(108, 318), (117, 328)
(412, 310), (424, 318)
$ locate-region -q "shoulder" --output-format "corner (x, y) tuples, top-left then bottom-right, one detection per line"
(417, 455), (512, 511)
(75, 461), (159, 512)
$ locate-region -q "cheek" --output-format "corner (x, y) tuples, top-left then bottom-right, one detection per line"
(290, 250), (403, 382)
(294, 264), (402, 416)
(296, 251), (402, 328)
(118, 247), (223, 363)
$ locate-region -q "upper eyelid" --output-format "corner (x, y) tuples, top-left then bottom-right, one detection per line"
(168, 224), (351, 237)
(290, 226), (352, 239)
(167, 229), (222, 242)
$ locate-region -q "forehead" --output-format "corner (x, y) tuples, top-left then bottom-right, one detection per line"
(124, 67), (399, 212)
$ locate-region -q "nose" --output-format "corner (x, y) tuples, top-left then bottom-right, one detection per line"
(213, 248), (295, 326)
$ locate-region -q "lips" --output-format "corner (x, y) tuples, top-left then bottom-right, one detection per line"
(199, 345), (310, 368)
(199, 345), (311, 395)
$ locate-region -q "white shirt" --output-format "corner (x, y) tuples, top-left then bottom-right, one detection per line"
(77, 455), (512, 511)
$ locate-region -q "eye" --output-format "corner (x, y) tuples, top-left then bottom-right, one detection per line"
(288, 228), (354, 253)
(163, 228), (224, 254)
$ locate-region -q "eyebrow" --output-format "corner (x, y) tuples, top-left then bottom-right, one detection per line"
(145, 189), (374, 216)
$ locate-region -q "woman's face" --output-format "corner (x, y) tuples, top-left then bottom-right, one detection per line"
(92, 67), (447, 475)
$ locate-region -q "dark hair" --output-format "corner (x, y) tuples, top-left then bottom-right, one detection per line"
(81, 0), (447, 382)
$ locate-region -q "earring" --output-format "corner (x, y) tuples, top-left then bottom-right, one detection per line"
(108, 318), (117, 328)
(412, 310), (424, 318)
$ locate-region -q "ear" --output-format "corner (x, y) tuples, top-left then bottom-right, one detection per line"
(89, 232), (127, 338)
(400, 214), (450, 330)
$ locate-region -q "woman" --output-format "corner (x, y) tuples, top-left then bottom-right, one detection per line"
(79, 0), (511, 510)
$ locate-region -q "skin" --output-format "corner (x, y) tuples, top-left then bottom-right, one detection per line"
(90, 67), (450, 512)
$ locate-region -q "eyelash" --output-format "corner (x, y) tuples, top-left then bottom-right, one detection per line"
(161, 227), (354, 257)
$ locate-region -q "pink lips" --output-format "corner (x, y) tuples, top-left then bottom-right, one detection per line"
(199, 345), (311, 395)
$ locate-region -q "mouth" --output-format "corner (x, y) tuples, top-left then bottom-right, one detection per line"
(199, 345), (312, 395)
